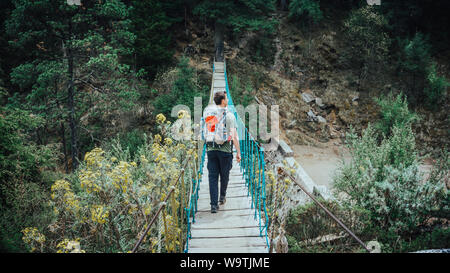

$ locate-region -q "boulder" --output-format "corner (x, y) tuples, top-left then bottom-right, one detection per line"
(317, 116), (327, 123)
(278, 140), (294, 157)
(307, 110), (317, 122)
(315, 97), (325, 108)
(301, 92), (315, 103)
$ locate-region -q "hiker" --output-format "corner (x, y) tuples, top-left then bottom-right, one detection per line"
(203, 91), (241, 213)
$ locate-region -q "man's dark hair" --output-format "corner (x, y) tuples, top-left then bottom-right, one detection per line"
(213, 91), (226, 105)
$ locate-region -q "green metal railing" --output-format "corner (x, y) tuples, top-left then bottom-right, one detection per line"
(224, 61), (270, 251)
(183, 142), (206, 253)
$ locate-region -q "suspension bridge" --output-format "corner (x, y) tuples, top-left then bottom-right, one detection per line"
(186, 61), (269, 253)
(131, 58), (370, 254)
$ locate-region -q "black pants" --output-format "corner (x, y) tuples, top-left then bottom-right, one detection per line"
(207, 150), (233, 207)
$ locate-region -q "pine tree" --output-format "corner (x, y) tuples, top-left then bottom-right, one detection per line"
(343, 5), (390, 90)
(129, 0), (180, 79)
(288, 0), (323, 25)
(6, 0), (141, 170)
(398, 32), (431, 102)
(193, 0), (277, 62)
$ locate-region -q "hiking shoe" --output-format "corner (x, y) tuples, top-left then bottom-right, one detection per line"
(211, 205), (218, 213)
(219, 196), (226, 205)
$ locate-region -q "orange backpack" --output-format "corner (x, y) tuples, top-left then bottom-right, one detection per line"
(202, 105), (230, 145)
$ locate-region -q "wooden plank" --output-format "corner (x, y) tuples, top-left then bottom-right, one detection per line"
(198, 189), (251, 204)
(191, 211), (260, 229)
(193, 204), (256, 217)
(213, 88), (226, 93)
(194, 207), (254, 216)
(201, 168), (242, 174)
(189, 236), (267, 248)
(198, 182), (246, 190)
(199, 182), (246, 189)
(198, 187), (248, 198)
(199, 179), (245, 188)
(188, 246), (267, 253)
(201, 176), (245, 182)
(197, 188), (248, 198)
(197, 196), (250, 203)
(200, 179), (245, 186)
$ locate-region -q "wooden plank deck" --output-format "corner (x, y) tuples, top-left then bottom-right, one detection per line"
(188, 62), (268, 253)
(188, 154), (268, 253)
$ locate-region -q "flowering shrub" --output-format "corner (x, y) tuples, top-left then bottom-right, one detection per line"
(22, 227), (46, 253)
(22, 112), (198, 253)
(56, 238), (85, 253)
(333, 123), (448, 251)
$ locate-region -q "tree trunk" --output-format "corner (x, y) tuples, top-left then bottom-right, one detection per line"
(66, 20), (78, 171)
(54, 80), (69, 174)
(68, 49), (78, 171)
(60, 122), (69, 174)
(281, 0), (288, 11)
(214, 20), (225, 62)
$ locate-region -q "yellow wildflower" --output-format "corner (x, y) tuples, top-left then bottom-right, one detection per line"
(56, 238), (85, 253)
(144, 204), (152, 216)
(79, 169), (102, 193)
(22, 227), (46, 246)
(177, 109), (190, 119)
(90, 205), (109, 224)
(164, 137), (173, 146)
(51, 179), (81, 213)
(156, 113), (166, 124)
(140, 155), (148, 164)
(154, 134), (162, 143)
(109, 161), (132, 193)
(128, 205), (138, 215)
(84, 147), (105, 168)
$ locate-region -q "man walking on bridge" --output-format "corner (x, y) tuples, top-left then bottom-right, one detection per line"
(204, 91), (241, 213)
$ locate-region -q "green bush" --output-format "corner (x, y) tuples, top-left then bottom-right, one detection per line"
(333, 123), (448, 251)
(230, 75), (254, 107)
(0, 105), (58, 252)
(248, 32), (276, 66)
(398, 227), (450, 252)
(289, 0), (323, 25)
(130, 0), (176, 79)
(397, 32), (449, 108)
(374, 92), (419, 137)
(399, 32), (431, 76)
(109, 129), (147, 159)
(153, 56), (207, 119)
(343, 6), (390, 88)
(0, 180), (54, 253)
(424, 63), (449, 110)
(19, 114), (198, 253)
(398, 32), (431, 99)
